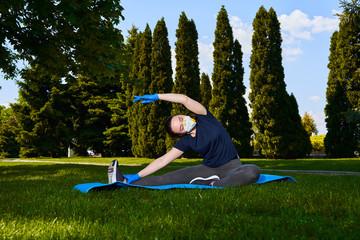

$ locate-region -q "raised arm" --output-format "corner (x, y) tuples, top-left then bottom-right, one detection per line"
(158, 94), (206, 115)
(133, 93), (206, 115)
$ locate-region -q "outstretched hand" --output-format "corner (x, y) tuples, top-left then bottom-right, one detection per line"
(123, 173), (141, 184)
(133, 94), (159, 104)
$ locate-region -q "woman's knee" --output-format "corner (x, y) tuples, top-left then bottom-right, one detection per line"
(242, 164), (260, 183)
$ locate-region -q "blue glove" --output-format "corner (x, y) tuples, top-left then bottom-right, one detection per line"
(133, 94), (159, 104)
(123, 173), (141, 184)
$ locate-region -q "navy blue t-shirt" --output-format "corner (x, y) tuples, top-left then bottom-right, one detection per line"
(173, 109), (238, 167)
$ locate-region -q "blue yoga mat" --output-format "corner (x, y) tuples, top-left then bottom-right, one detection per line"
(73, 174), (295, 193)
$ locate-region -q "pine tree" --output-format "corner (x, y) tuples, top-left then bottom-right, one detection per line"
(146, 18), (173, 157)
(167, 12), (201, 151)
(249, 6), (311, 158)
(325, 0), (360, 157)
(200, 73), (212, 109)
(12, 65), (71, 157)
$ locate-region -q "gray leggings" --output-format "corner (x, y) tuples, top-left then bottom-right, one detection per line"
(132, 158), (260, 187)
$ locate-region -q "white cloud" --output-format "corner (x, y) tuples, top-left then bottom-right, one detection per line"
(198, 42), (214, 75)
(279, 10), (339, 40)
(278, 9), (339, 62)
(230, 16), (253, 54)
(308, 96), (321, 103)
(283, 46), (303, 62)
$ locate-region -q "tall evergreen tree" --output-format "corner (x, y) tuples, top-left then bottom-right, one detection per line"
(325, 0), (360, 157)
(167, 12), (201, 151)
(127, 32), (142, 157)
(209, 6), (233, 124)
(12, 66), (71, 157)
(103, 27), (138, 157)
(128, 25), (152, 157)
(0, 107), (20, 158)
(229, 40), (253, 157)
(249, 6), (311, 158)
(172, 12), (201, 111)
(146, 18), (173, 157)
(200, 73), (212, 109)
(210, 6), (253, 157)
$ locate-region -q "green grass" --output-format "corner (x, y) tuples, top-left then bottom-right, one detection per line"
(0, 159), (359, 239)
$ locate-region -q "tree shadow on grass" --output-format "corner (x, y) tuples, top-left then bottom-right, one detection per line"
(243, 159), (360, 172)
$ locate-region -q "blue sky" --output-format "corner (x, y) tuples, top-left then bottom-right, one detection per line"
(0, 0), (342, 134)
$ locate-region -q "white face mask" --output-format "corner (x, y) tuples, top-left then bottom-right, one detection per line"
(183, 116), (197, 132)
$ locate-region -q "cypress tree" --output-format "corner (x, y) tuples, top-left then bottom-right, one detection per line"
(128, 25), (152, 157)
(172, 12), (201, 111)
(249, 6), (311, 158)
(127, 32), (142, 157)
(325, 1), (360, 157)
(209, 6), (233, 124)
(210, 6), (253, 157)
(147, 18), (173, 157)
(229, 39), (253, 157)
(167, 12), (201, 151)
(200, 73), (212, 109)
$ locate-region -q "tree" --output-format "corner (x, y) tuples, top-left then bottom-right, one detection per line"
(128, 25), (152, 157)
(209, 6), (253, 157)
(2, 0), (128, 157)
(249, 6), (311, 158)
(325, 0), (360, 157)
(146, 18), (173, 157)
(12, 65), (71, 157)
(302, 112), (318, 136)
(229, 39), (253, 157)
(172, 12), (201, 111)
(1, 0), (125, 82)
(209, 6), (234, 124)
(200, 73), (212, 109)
(0, 106), (20, 158)
(167, 12), (201, 151)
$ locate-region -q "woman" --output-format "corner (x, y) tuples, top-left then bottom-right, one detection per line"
(108, 93), (260, 187)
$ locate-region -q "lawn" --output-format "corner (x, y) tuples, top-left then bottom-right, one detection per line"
(0, 158), (359, 239)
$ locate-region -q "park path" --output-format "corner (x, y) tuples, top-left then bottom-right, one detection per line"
(2, 159), (360, 176)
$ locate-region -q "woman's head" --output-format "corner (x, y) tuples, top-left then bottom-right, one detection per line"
(164, 114), (198, 138)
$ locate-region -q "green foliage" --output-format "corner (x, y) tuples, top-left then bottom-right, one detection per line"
(146, 18), (174, 158)
(127, 25), (153, 157)
(310, 135), (326, 153)
(209, 6), (253, 157)
(167, 12), (201, 152)
(12, 66), (70, 157)
(249, 7), (311, 158)
(172, 12), (201, 109)
(210, 6), (234, 124)
(0, 107), (20, 158)
(325, 1), (360, 157)
(200, 73), (212, 109)
(1, 0), (125, 80)
(301, 112), (318, 136)
(229, 40), (253, 157)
